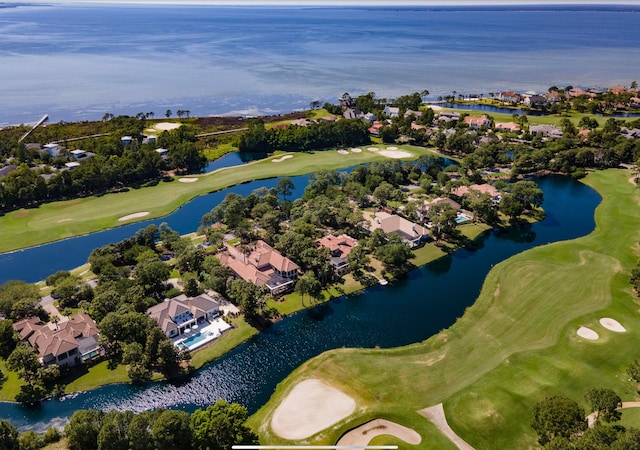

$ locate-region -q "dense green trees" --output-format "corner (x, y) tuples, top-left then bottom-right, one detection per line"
(237, 118), (370, 152)
(62, 402), (255, 450)
(531, 396), (587, 445)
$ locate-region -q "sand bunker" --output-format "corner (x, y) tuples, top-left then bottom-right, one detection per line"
(337, 149), (349, 155)
(600, 318), (626, 332)
(351, 147), (362, 153)
(178, 177), (198, 183)
(154, 122), (181, 131)
(386, 146), (399, 150)
(272, 155), (293, 163)
(337, 419), (421, 446)
(118, 211), (150, 222)
(367, 147), (379, 152)
(271, 379), (356, 440)
(57, 218), (73, 223)
(380, 150), (412, 159)
(577, 326), (599, 340)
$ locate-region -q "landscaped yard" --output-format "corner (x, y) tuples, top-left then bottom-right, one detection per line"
(248, 168), (640, 449)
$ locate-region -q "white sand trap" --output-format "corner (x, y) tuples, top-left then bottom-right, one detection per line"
(271, 379), (356, 440)
(380, 150), (412, 159)
(337, 419), (421, 446)
(118, 211), (150, 222)
(154, 122), (181, 131)
(178, 177), (199, 183)
(600, 318), (626, 332)
(272, 155), (293, 163)
(386, 146), (399, 150)
(351, 147), (362, 153)
(429, 105), (444, 110)
(577, 326), (599, 340)
(367, 147), (379, 152)
(57, 218), (72, 223)
(337, 149), (349, 155)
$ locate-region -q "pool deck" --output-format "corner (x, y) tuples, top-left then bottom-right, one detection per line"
(173, 317), (232, 351)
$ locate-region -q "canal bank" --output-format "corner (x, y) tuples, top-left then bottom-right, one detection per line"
(0, 175), (601, 432)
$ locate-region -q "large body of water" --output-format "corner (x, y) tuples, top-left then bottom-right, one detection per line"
(1, 4), (640, 126)
(0, 175), (602, 432)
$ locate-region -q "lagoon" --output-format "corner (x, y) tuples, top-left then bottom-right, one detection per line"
(0, 175), (601, 432)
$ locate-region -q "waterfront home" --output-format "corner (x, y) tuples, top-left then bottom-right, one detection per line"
(529, 124), (563, 138)
(12, 313), (101, 368)
(315, 234), (358, 275)
(421, 197), (461, 217)
(365, 211), (429, 248)
(496, 91), (522, 104)
(147, 293), (222, 338)
(523, 95), (548, 108)
(218, 240), (300, 295)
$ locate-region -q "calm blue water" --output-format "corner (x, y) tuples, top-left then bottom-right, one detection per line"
(1, 5), (639, 126)
(201, 152), (268, 173)
(0, 175), (602, 432)
(0, 173), (310, 284)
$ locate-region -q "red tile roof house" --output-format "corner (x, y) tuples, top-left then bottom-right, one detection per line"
(147, 293), (222, 338)
(464, 115), (491, 129)
(368, 120), (384, 136)
(218, 240), (300, 296)
(452, 184), (502, 204)
(314, 234), (359, 275)
(365, 212), (429, 248)
(495, 122), (521, 132)
(13, 313), (101, 368)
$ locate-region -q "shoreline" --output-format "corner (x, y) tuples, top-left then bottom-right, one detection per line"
(0, 219), (494, 404)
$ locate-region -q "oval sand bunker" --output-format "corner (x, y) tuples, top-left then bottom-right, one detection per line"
(600, 318), (626, 332)
(271, 379), (356, 440)
(577, 326), (599, 340)
(118, 211), (150, 221)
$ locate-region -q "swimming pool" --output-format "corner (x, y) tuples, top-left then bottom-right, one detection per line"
(177, 331), (208, 350)
(456, 214), (471, 224)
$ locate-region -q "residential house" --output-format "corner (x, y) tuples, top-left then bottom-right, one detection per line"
(495, 122), (521, 133)
(147, 293), (222, 338)
(363, 112), (377, 122)
(464, 115), (491, 129)
(609, 85), (627, 95)
(218, 240), (300, 295)
(43, 143), (60, 157)
(383, 106), (400, 118)
(419, 197), (461, 221)
(65, 162), (81, 170)
(437, 111), (460, 123)
(524, 95), (548, 108)
(315, 234), (358, 275)
(12, 313), (101, 368)
(404, 109), (422, 119)
(529, 124), (563, 138)
(0, 164), (17, 177)
(291, 118), (312, 127)
(567, 87), (593, 98)
(496, 91), (522, 104)
(365, 211), (429, 248)
(155, 148), (169, 159)
(343, 108), (364, 120)
(121, 136), (133, 146)
(70, 149), (86, 159)
(368, 121), (384, 136)
(452, 184), (501, 204)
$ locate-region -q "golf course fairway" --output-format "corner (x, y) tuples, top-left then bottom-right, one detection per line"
(248, 168), (640, 449)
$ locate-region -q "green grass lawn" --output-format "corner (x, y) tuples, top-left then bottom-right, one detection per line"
(63, 361), (130, 394)
(190, 317), (258, 370)
(0, 145), (437, 254)
(248, 168), (640, 449)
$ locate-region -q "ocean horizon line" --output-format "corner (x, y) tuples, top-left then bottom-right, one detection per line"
(7, 0), (640, 7)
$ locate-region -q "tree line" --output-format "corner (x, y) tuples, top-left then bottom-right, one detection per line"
(0, 398), (257, 450)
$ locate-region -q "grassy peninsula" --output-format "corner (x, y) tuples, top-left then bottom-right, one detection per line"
(248, 168), (640, 449)
(0, 145), (440, 254)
